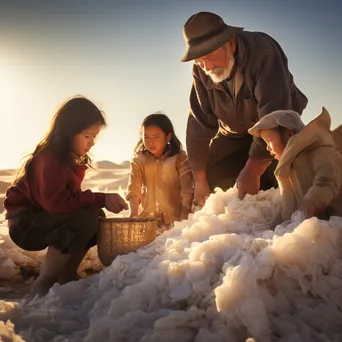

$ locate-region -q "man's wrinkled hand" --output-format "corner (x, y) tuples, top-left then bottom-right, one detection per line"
(193, 180), (211, 209)
(236, 158), (270, 199)
(236, 168), (260, 200)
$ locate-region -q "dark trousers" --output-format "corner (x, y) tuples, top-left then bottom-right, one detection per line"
(206, 134), (278, 192)
(8, 208), (105, 254)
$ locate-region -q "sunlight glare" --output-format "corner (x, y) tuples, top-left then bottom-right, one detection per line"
(0, 64), (11, 97)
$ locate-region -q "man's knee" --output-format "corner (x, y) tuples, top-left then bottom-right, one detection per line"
(207, 167), (236, 192)
(207, 147), (249, 192)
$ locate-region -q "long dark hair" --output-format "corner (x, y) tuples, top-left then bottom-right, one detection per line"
(14, 95), (106, 186)
(134, 113), (182, 157)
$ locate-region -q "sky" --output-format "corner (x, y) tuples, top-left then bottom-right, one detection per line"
(0, 0), (341, 169)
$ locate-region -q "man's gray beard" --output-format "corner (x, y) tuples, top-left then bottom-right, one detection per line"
(205, 56), (235, 84)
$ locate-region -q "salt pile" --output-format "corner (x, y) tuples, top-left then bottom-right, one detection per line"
(1, 187), (342, 342)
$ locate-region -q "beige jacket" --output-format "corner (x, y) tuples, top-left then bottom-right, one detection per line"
(275, 108), (342, 221)
(126, 150), (194, 224)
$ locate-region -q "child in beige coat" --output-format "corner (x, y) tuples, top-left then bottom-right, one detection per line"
(127, 113), (194, 225)
(248, 107), (342, 221)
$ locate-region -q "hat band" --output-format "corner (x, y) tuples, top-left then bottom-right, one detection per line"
(188, 24), (227, 47)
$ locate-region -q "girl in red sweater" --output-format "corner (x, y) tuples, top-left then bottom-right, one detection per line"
(4, 96), (128, 296)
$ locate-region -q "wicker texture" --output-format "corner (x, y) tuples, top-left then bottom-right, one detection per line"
(97, 217), (158, 266)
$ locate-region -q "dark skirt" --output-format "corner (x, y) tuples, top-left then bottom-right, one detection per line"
(8, 208), (105, 254)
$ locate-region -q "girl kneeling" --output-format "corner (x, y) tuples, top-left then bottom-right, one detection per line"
(4, 96), (128, 296)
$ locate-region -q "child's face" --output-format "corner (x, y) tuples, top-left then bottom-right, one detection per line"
(260, 128), (287, 161)
(72, 123), (102, 157)
(143, 125), (171, 158)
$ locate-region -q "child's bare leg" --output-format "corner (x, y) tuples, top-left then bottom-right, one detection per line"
(57, 249), (89, 284)
(30, 246), (70, 297)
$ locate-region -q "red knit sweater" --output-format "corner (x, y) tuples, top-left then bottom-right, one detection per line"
(4, 148), (105, 217)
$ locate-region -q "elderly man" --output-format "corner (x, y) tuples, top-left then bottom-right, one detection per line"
(181, 11), (308, 206)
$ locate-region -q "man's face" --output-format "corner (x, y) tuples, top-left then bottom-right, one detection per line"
(194, 39), (236, 84)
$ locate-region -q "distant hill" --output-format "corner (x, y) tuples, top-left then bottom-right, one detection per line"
(0, 182), (10, 213)
(93, 160), (130, 169)
(0, 181), (11, 194)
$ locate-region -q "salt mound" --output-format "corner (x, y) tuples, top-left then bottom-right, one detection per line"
(0, 320), (25, 342)
(2, 187), (342, 342)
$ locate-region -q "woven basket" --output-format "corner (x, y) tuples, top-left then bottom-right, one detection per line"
(97, 217), (158, 266)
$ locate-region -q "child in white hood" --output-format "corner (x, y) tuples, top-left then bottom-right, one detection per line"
(248, 107), (342, 221)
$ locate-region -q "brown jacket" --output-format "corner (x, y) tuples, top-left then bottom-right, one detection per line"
(187, 31), (308, 172)
(332, 125), (342, 155)
(126, 149), (194, 224)
(275, 109), (342, 221)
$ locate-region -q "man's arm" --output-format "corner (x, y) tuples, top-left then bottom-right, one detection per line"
(186, 66), (219, 206)
(186, 69), (219, 172)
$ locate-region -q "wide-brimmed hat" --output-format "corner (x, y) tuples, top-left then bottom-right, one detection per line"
(248, 110), (305, 138)
(181, 12), (244, 62)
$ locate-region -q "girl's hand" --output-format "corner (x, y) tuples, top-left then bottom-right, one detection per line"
(105, 193), (128, 213)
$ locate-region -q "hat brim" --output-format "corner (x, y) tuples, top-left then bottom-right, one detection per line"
(181, 26), (243, 62)
(249, 110), (307, 138)
(248, 122), (279, 138)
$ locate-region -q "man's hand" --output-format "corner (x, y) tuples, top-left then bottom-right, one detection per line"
(236, 158), (270, 199)
(236, 169), (260, 199)
(105, 193), (129, 214)
(193, 170), (210, 209)
(193, 180), (210, 208)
